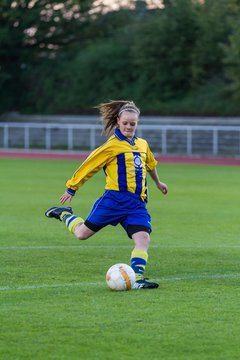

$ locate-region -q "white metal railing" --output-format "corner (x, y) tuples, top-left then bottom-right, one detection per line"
(1, 123), (103, 151)
(1, 122), (240, 156)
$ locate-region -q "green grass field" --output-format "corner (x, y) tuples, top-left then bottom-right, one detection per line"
(0, 158), (239, 360)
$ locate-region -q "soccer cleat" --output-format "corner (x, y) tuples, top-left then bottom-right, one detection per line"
(132, 279), (159, 289)
(45, 206), (73, 221)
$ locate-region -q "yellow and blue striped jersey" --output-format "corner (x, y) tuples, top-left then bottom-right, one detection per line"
(66, 129), (157, 202)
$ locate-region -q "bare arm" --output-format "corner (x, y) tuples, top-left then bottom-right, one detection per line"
(148, 167), (168, 195)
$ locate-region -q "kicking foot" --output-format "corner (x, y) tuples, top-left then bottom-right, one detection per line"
(45, 206), (73, 221)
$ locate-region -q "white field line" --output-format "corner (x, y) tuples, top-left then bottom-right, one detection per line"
(0, 244), (240, 250)
(0, 245), (134, 250)
(1, 273), (239, 292)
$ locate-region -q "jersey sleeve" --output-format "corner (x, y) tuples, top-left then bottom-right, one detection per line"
(145, 142), (158, 171)
(66, 142), (113, 191)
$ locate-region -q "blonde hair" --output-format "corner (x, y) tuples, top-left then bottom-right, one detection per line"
(96, 100), (140, 135)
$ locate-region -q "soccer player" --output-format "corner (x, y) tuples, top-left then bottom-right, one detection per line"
(45, 100), (168, 289)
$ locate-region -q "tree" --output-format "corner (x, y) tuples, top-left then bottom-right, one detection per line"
(223, 1), (240, 105)
(130, 0), (199, 105)
(0, 0), (95, 112)
(15, 6), (138, 113)
(190, 0), (233, 85)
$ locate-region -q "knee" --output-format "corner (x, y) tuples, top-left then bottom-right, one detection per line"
(74, 223), (93, 240)
(76, 234), (89, 240)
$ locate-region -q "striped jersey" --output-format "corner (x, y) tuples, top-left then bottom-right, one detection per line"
(66, 129), (157, 202)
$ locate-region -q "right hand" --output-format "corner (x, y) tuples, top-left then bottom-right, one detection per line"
(60, 191), (73, 204)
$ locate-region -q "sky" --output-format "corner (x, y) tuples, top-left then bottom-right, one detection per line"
(93, 0), (164, 11)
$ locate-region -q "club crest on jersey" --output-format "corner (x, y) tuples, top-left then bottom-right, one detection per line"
(133, 154), (142, 169)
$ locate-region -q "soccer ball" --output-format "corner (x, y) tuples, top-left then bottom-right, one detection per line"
(106, 263), (136, 291)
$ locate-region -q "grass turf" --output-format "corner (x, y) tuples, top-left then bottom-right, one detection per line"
(0, 158), (240, 360)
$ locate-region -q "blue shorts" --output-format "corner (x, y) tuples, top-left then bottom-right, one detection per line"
(85, 190), (152, 238)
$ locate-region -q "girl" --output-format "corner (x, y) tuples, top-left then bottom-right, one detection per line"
(45, 100), (168, 289)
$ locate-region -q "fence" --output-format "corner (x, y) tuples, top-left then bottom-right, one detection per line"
(1, 122), (240, 157)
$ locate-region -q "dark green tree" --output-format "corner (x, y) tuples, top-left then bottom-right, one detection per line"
(0, 0), (95, 112)
(1, 0), (240, 115)
(222, 0), (240, 106)
(130, 0), (199, 105)
(190, 0), (233, 85)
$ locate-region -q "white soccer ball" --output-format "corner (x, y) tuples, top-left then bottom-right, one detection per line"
(106, 263), (136, 291)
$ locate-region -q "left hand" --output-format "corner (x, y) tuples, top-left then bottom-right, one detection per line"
(157, 182), (168, 195)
